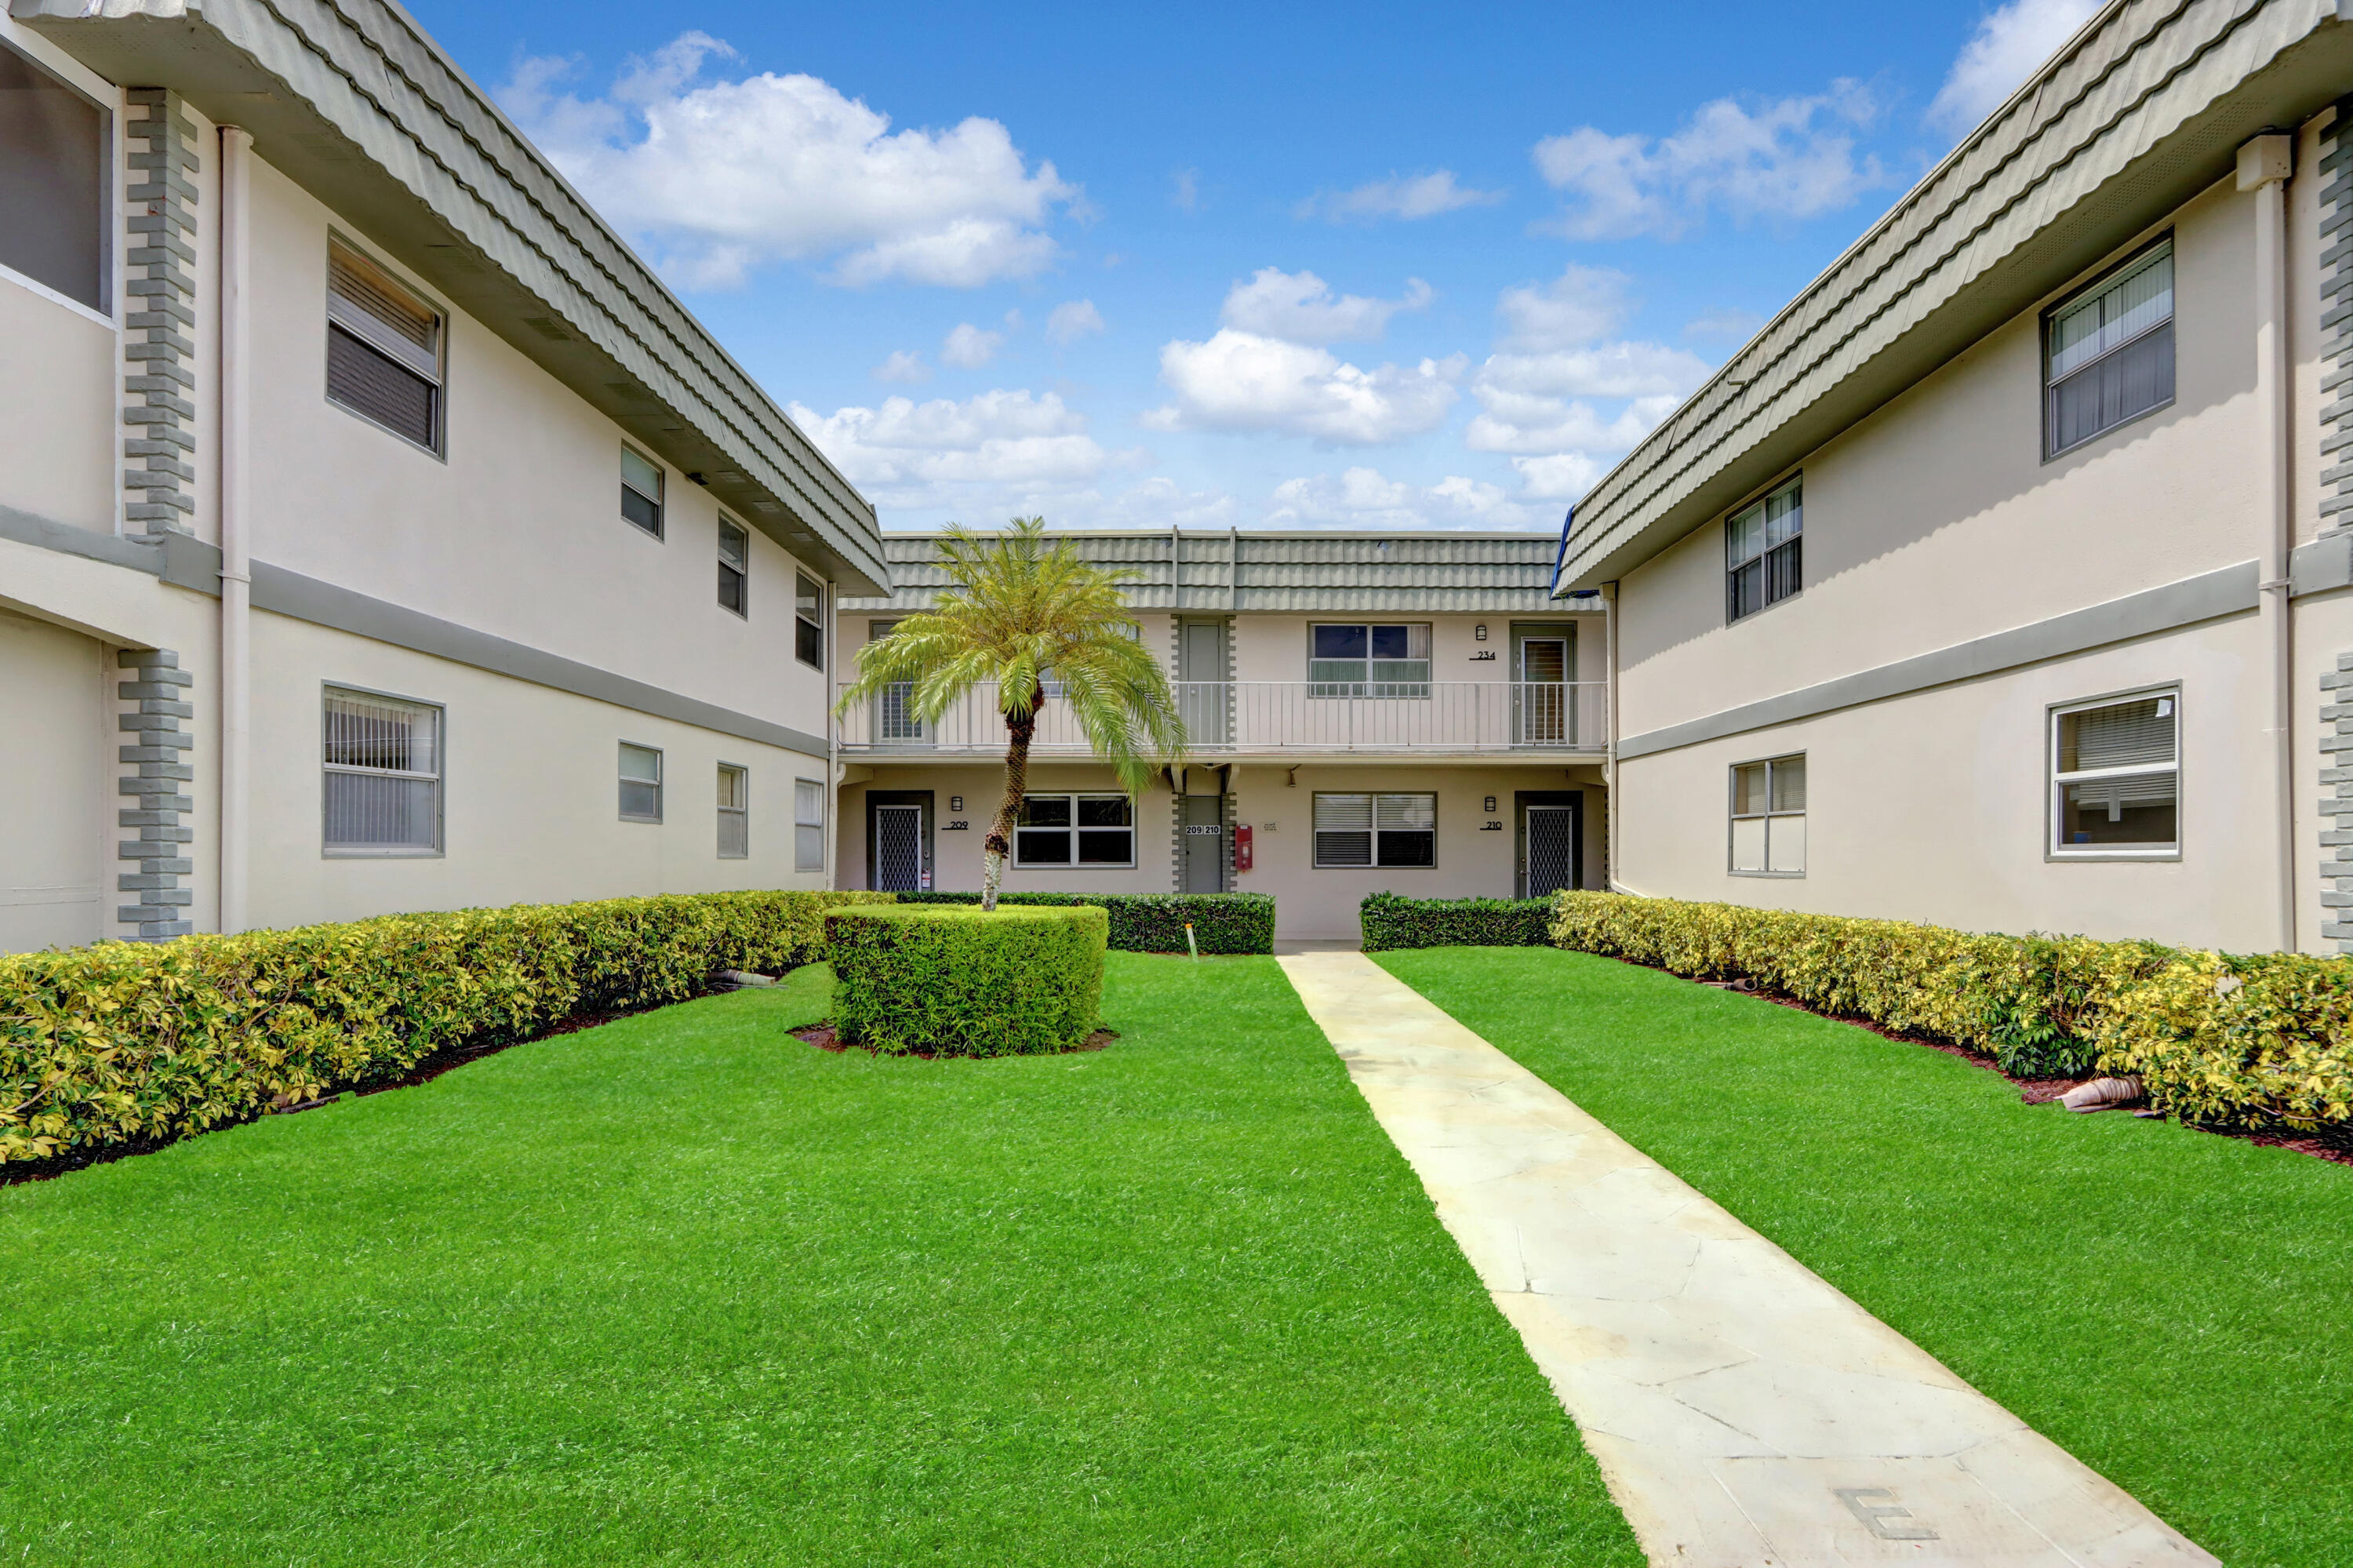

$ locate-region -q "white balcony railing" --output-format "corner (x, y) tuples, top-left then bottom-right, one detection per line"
(836, 680), (1609, 755)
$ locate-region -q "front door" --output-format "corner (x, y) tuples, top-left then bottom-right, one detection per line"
(874, 803), (926, 891)
(1524, 803), (1577, 897)
(1180, 793), (1226, 893)
(1518, 636), (1569, 744)
(1178, 618), (1230, 747)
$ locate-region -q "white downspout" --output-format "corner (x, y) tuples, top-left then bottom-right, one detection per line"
(217, 126), (253, 934)
(1603, 580), (1621, 893)
(2242, 133), (2296, 951)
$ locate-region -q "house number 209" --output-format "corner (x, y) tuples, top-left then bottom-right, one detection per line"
(944, 820), (969, 831)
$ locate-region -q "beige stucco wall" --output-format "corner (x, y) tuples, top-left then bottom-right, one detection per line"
(1617, 173), (2260, 741)
(237, 156), (833, 744)
(0, 609), (111, 951)
(838, 763), (1179, 897)
(244, 612), (828, 932)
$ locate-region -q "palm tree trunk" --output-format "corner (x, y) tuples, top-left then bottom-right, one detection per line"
(982, 708), (1037, 912)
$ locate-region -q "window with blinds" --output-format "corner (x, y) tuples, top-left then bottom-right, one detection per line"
(1310, 624), (1431, 697)
(0, 42), (108, 313)
(2046, 238), (2173, 457)
(620, 742), (664, 823)
(2052, 691), (2177, 856)
(717, 763), (749, 858)
(325, 242), (442, 451)
(1313, 792), (1436, 868)
(1726, 478), (1802, 623)
(795, 573), (824, 668)
(1729, 754), (1805, 875)
(718, 518), (748, 614)
(622, 446), (664, 537)
(795, 778), (826, 871)
(322, 688), (442, 854)
(1014, 794), (1133, 867)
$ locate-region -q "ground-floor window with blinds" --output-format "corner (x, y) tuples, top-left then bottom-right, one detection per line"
(1015, 795), (1133, 867)
(795, 778), (826, 871)
(717, 763), (749, 858)
(1313, 792), (1436, 868)
(1729, 754), (1805, 875)
(322, 686), (442, 855)
(2051, 689), (2177, 857)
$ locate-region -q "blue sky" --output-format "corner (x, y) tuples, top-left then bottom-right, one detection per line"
(407, 0), (2100, 534)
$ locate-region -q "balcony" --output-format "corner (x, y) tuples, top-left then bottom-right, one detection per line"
(836, 681), (1609, 756)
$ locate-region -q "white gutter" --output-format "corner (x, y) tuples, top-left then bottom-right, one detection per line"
(217, 126), (253, 934)
(2241, 132), (2297, 952)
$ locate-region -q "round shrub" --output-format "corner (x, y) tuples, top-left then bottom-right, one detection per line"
(824, 904), (1108, 1057)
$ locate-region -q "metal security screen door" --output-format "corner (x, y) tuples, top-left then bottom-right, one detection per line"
(1518, 638), (1568, 744)
(1525, 805), (1576, 897)
(1178, 620), (1229, 745)
(874, 805), (925, 891)
(1181, 794), (1225, 892)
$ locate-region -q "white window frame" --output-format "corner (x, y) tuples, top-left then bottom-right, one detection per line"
(795, 572), (825, 670)
(1729, 753), (1806, 878)
(794, 777), (827, 872)
(2044, 235), (2175, 460)
(717, 516), (748, 616)
(1013, 792), (1136, 868)
(1311, 791), (1438, 870)
(1726, 476), (1802, 624)
(320, 683), (444, 858)
(2048, 686), (2181, 861)
(0, 27), (115, 325)
(1308, 622), (1432, 698)
(324, 236), (446, 457)
(621, 444), (665, 539)
(619, 742), (664, 824)
(717, 762), (749, 859)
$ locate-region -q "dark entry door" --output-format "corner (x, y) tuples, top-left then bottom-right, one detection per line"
(1524, 804), (1577, 897)
(874, 804), (926, 891)
(1180, 795), (1225, 893)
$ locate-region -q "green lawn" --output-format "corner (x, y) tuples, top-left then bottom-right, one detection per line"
(1380, 946), (2353, 1568)
(0, 954), (1640, 1567)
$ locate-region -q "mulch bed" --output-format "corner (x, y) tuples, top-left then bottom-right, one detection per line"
(793, 1022), (1118, 1058)
(1682, 972), (2353, 1168)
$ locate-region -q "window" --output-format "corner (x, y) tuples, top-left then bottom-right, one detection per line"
(1014, 795), (1133, 867)
(1726, 478), (1802, 622)
(0, 41), (107, 313)
(322, 687), (442, 855)
(1310, 624), (1431, 697)
(2051, 690), (2177, 857)
(717, 763), (748, 858)
(2046, 238), (2173, 457)
(1729, 755), (1805, 875)
(326, 242), (442, 452)
(619, 742), (663, 823)
(795, 572), (824, 668)
(718, 518), (748, 614)
(795, 778), (826, 871)
(1313, 792), (1436, 868)
(621, 446), (664, 537)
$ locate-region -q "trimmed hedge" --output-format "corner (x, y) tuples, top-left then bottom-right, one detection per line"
(891, 890), (1274, 955)
(1360, 893), (1554, 953)
(827, 904), (1107, 1056)
(0, 890), (890, 1164)
(1549, 892), (2353, 1132)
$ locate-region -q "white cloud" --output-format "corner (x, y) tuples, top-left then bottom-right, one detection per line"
(1684, 307), (1768, 344)
(1928, 0), (2100, 137)
(1298, 170), (1506, 222)
(788, 390), (1136, 497)
(1145, 330), (1464, 446)
(1218, 267), (1434, 345)
(1172, 169), (1200, 211)
(1062, 477), (1238, 530)
(1532, 80), (1885, 241)
(1510, 454), (1606, 500)
(1496, 265), (1634, 352)
(496, 32), (1075, 288)
(1476, 344), (1711, 402)
(941, 322), (1004, 369)
(1266, 467), (1537, 531)
(871, 349), (931, 384)
(1046, 299), (1106, 344)
(1465, 391), (1682, 457)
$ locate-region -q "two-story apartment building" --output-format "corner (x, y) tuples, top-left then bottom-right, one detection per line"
(0, 0), (886, 954)
(1555, 0), (2353, 954)
(835, 530), (1607, 942)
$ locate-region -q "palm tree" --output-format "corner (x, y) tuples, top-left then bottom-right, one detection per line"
(835, 518), (1186, 911)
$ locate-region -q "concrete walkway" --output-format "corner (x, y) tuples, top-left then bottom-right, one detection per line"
(1278, 951), (2216, 1568)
